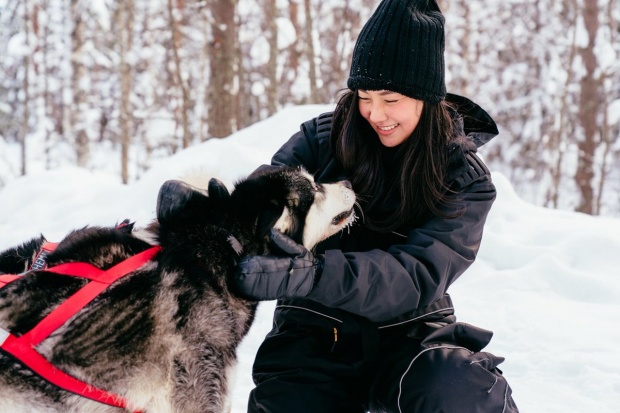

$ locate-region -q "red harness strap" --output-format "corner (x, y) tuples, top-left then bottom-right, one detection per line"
(0, 246), (161, 412)
(31, 242), (60, 270)
(0, 242), (59, 288)
(0, 274), (20, 288)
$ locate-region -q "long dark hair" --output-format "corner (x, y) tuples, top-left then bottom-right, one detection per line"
(331, 90), (457, 232)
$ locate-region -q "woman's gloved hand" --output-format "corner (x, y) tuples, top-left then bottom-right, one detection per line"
(233, 229), (324, 301)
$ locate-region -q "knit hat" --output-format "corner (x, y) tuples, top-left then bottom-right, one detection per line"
(347, 0), (446, 103)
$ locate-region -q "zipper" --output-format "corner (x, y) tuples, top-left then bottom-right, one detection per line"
(330, 326), (338, 353)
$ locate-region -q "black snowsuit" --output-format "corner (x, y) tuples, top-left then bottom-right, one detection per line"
(247, 94), (519, 413)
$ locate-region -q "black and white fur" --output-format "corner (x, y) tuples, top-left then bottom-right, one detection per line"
(0, 166), (356, 413)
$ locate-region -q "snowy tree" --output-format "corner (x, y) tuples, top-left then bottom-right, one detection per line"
(0, 0), (618, 217)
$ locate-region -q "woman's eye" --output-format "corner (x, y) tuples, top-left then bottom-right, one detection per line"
(385, 99), (399, 104)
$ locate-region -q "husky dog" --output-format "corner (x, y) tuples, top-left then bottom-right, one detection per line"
(0, 166), (356, 413)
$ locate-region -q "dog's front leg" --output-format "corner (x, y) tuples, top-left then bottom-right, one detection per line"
(171, 347), (235, 413)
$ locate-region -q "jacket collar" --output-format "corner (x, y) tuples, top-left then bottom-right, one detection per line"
(446, 93), (498, 148)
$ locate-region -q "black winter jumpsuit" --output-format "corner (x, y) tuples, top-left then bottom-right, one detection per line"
(246, 94), (519, 413)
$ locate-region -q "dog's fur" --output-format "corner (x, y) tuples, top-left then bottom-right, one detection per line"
(0, 235), (46, 275)
(0, 166), (356, 413)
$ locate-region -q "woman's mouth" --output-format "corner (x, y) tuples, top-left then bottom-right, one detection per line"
(376, 124), (398, 134)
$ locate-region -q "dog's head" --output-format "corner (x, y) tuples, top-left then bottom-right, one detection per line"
(157, 166), (356, 256)
(230, 166), (357, 250)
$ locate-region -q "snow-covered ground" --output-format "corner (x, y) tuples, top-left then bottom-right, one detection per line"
(1, 105), (619, 412)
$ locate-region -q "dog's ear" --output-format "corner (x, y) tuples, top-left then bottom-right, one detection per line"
(157, 180), (210, 224)
(208, 178), (230, 199)
(233, 174), (283, 240)
(116, 219), (135, 233)
(256, 201), (285, 241)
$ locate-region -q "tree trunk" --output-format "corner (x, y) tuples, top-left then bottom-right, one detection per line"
(595, 0), (620, 215)
(596, 81), (610, 216)
(41, 0), (52, 170)
(167, 0), (192, 148)
(287, 0), (301, 88)
(303, 0), (318, 103)
(118, 0), (134, 184)
(70, 0), (88, 167)
(545, 0), (579, 209)
(207, 0), (237, 138)
(235, 26), (249, 130)
(575, 0), (599, 214)
(20, 0), (31, 176)
(459, 1), (471, 97)
(265, 0), (278, 115)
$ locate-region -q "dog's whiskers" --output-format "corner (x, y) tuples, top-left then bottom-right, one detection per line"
(354, 201), (365, 223)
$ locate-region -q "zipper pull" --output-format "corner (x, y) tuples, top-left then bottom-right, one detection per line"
(330, 327), (338, 353)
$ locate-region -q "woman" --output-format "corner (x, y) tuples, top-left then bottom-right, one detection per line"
(234, 0), (520, 412)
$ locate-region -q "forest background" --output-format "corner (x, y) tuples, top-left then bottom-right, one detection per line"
(1, 0), (619, 217)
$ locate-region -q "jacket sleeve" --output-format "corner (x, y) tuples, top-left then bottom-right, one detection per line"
(306, 160), (496, 322)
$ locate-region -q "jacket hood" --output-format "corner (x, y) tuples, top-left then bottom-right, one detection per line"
(446, 93), (498, 147)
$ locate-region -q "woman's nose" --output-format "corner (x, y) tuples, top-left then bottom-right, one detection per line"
(368, 103), (387, 123)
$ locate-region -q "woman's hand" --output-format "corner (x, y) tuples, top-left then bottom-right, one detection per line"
(233, 229), (324, 301)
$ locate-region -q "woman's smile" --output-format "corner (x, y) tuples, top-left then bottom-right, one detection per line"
(377, 123), (398, 133)
(358, 90), (424, 147)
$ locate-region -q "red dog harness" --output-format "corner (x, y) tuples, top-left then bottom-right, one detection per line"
(0, 244), (161, 412)
(0, 241), (59, 288)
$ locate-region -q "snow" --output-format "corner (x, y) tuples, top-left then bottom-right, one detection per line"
(609, 99), (620, 126)
(249, 36), (270, 66)
(1, 104), (619, 412)
(276, 17), (297, 50)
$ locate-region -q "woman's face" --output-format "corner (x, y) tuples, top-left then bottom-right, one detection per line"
(357, 90), (424, 147)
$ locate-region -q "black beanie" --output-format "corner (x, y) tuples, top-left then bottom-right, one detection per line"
(347, 0), (446, 103)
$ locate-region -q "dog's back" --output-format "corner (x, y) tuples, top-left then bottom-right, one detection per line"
(0, 218), (257, 413)
(0, 223), (160, 412)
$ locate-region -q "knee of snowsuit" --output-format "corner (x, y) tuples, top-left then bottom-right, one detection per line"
(247, 300), (519, 413)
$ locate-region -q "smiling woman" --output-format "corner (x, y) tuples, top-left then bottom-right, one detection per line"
(227, 1), (519, 412)
(357, 90), (424, 147)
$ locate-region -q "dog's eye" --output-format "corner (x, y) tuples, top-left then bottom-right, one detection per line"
(315, 183), (325, 194)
